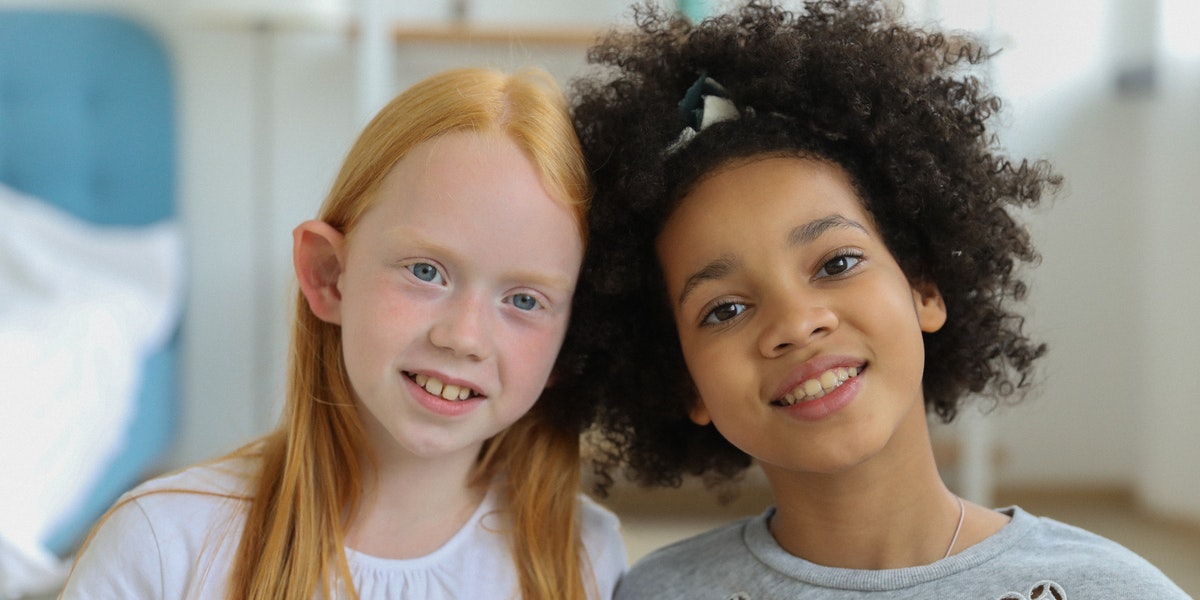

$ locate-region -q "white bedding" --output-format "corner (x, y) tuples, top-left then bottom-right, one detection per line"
(0, 184), (184, 597)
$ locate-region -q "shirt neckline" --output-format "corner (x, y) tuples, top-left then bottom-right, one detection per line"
(743, 505), (1032, 591)
(344, 486), (500, 571)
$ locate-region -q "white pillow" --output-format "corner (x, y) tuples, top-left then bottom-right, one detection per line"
(0, 183), (184, 597)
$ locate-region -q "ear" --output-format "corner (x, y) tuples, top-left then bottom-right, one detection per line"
(293, 220), (346, 325)
(912, 281), (947, 334)
(688, 397), (712, 426)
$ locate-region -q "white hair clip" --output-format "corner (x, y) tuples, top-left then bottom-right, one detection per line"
(665, 73), (741, 155)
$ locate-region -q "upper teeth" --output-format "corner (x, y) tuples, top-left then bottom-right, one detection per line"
(777, 367), (860, 406)
(410, 372), (476, 401)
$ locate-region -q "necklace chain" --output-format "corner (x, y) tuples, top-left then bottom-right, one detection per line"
(943, 495), (965, 559)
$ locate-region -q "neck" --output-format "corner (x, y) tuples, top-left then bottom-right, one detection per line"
(344, 441), (487, 559)
(763, 411), (962, 569)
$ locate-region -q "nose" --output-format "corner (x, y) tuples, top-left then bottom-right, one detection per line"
(756, 290), (839, 358)
(428, 292), (493, 360)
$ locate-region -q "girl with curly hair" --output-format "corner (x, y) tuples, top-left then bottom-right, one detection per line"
(61, 67), (626, 599)
(563, 0), (1186, 596)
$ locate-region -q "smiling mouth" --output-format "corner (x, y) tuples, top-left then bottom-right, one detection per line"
(404, 371), (482, 401)
(772, 366), (862, 407)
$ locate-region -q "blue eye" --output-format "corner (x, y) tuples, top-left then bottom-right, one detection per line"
(510, 293), (540, 311)
(702, 302), (747, 325)
(408, 262), (443, 284)
(817, 253), (862, 278)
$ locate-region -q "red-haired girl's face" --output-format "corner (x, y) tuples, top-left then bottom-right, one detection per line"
(656, 157), (945, 478)
(334, 131), (583, 463)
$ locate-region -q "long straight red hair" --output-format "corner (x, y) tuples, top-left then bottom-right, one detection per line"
(227, 67), (594, 599)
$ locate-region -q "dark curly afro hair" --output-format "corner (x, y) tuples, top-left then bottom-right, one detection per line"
(555, 0), (1061, 493)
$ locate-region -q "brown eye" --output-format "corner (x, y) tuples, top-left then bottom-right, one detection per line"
(703, 302), (747, 325)
(817, 253), (862, 278)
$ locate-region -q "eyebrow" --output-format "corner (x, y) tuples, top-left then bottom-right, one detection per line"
(675, 214), (867, 308)
(508, 270), (577, 295)
(787, 214), (867, 246)
(678, 255), (740, 308)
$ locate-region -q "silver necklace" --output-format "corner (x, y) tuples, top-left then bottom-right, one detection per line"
(943, 496), (965, 559)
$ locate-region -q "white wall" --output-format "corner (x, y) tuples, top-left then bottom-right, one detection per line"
(986, 0), (1145, 489)
(908, 0), (1136, 489)
(1138, 0), (1200, 524)
(988, 0), (1200, 525)
(169, 21), (362, 465)
(917, 0), (1200, 524)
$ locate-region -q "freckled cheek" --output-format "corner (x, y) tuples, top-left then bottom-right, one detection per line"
(500, 325), (569, 383)
(366, 278), (439, 323)
(531, 326), (569, 366)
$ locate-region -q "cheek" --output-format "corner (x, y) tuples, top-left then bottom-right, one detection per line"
(861, 290), (929, 390)
(500, 321), (569, 388)
(680, 340), (736, 402)
(339, 284), (424, 370)
(339, 315), (392, 386)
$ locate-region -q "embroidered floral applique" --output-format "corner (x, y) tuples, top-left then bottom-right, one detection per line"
(997, 580), (1066, 600)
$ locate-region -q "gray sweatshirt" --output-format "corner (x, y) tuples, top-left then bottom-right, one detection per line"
(616, 506), (1190, 599)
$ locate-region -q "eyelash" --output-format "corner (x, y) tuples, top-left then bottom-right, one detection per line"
(816, 249), (864, 279)
(699, 298), (748, 327)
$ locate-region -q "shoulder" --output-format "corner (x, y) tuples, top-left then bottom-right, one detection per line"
(578, 493), (622, 540)
(577, 494), (628, 598)
(616, 516), (755, 599)
(60, 488), (167, 598)
(60, 457), (257, 599)
(1013, 507), (1167, 570)
(635, 515), (750, 565)
(989, 507), (1189, 596)
(126, 453), (255, 501)
(116, 456), (256, 536)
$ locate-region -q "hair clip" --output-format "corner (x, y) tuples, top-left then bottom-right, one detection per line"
(665, 72), (741, 154)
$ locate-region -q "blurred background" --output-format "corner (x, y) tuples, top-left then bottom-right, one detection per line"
(1, 0), (1196, 597)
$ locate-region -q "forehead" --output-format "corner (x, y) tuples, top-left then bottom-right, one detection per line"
(660, 156), (871, 248)
(348, 130), (583, 268)
(385, 131), (533, 211)
(359, 131), (567, 229)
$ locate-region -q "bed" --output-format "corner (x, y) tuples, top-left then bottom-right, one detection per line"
(0, 10), (182, 597)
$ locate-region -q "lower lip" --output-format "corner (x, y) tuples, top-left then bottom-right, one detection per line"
(405, 375), (484, 417)
(777, 374), (860, 422)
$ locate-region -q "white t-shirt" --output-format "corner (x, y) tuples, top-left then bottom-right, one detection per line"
(62, 456), (627, 599)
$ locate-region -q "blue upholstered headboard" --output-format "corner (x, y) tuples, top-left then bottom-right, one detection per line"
(0, 10), (179, 556)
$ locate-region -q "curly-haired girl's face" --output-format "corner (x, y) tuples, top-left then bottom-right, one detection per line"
(656, 156), (946, 476)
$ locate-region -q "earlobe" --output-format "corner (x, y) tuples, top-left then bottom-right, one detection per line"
(912, 282), (947, 333)
(294, 220), (346, 325)
(689, 398), (712, 426)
